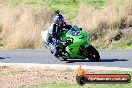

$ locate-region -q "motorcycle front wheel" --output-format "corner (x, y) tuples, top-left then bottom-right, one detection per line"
(86, 45), (100, 62)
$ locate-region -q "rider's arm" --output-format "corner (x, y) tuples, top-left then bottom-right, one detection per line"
(52, 24), (58, 37)
(64, 22), (72, 30)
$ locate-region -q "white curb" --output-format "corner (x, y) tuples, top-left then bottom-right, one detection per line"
(0, 63), (131, 71)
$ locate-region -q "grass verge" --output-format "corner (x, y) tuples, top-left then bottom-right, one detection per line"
(19, 70), (132, 88)
(0, 0), (131, 49)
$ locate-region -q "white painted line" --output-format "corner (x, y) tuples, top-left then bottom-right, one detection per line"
(0, 63), (131, 71)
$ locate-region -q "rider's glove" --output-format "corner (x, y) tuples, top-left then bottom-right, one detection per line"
(60, 42), (66, 45)
(52, 38), (61, 46)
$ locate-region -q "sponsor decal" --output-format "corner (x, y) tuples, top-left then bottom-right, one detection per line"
(76, 66), (131, 85)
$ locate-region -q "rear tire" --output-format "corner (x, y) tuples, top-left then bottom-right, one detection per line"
(58, 52), (69, 61)
(86, 45), (100, 62)
(58, 57), (67, 61)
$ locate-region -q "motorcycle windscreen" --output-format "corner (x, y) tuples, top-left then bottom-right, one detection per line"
(67, 25), (81, 36)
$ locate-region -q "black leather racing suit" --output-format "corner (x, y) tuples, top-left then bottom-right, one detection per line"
(47, 22), (72, 57)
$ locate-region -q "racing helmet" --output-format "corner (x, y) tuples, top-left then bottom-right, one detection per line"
(53, 14), (64, 24)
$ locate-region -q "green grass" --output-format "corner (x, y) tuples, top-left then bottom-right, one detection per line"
(45, 0), (79, 20)
(19, 71), (132, 88)
(115, 0), (130, 5)
(0, 0), (129, 20)
(3, 0), (126, 20)
(1, 0), (130, 19)
(124, 45), (132, 50)
(19, 82), (132, 88)
(0, 0), (79, 20)
(84, 0), (107, 9)
(110, 42), (132, 50)
(95, 42), (132, 50)
(20, 83), (132, 88)
(0, 0), (131, 49)
(95, 44), (132, 50)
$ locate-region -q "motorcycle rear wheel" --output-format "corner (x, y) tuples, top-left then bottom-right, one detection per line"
(60, 57), (67, 61)
(58, 52), (69, 61)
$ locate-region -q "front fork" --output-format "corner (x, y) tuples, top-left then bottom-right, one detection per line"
(80, 42), (91, 56)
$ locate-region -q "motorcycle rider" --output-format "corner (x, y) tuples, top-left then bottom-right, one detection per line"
(46, 10), (72, 58)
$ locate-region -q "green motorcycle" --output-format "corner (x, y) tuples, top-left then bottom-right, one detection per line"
(55, 25), (100, 62)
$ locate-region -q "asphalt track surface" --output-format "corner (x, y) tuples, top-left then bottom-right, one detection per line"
(0, 50), (131, 68)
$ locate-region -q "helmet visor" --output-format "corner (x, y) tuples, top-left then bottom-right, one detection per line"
(58, 20), (64, 25)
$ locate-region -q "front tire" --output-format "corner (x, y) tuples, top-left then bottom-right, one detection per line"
(86, 45), (100, 62)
